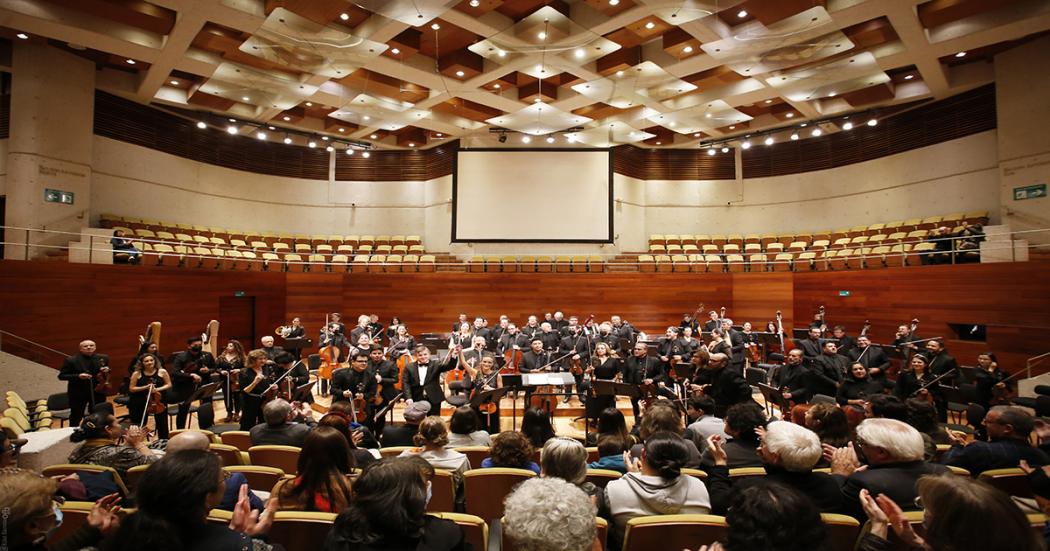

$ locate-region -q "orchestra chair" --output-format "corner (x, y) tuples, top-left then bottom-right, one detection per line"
(654, 255), (673, 273)
(536, 256), (554, 272)
(681, 468), (709, 482)
(426, 469), (458, 513)
(821, 514), (860, 551)
(124, 463), (151, 493)
(210, 443), (245, 466)
(45, 392), (72, 427)
(671, 254), (690, 272)
(622, 514), (727, 551)
(462, 468), (536, 521)
(728, 467), (766, 478)
(248, 445), (301, 475)
(42, 464), (130, 498)
(268, 511), (337, 551)
(419, 254), (437, 272)
(469, 257), (486, 273)
(379, 446), (413, 459)
(555, 255), (573, 273)
(585, 468), (622, 489)
(223, 465), (285, 493)
(978, 468), (1033, 498)
(433, 512), (488, 551)
(774, 252), (795, 272)
(500, 516), (607, 551)
(455, 446), (491, 468)
(518, 255), (537, 272)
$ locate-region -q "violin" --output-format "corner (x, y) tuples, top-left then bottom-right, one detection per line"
(351, 382), (369, 424)
(94, 357), (112, 395)
(147, 385), (166, 414)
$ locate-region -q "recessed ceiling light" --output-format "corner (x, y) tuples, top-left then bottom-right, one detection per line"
(609, 0), (620, 4)
(693, 133), (701, 137)
(575, 48), (585, 58)
(370, 134), (378, 139)
(408, 143), (415, 147)
(566, 134), (576, 143)
(436, 133), (443, 137)
(721, 147), (729, 153)
(811, 128), (822, 136)
(493, 84), (501, 89)
(705, 113), (712, 118)
(228, 118), (236, 122)
(534, 98), (542, 103)
(305, 102), (313, 106)
(740, 141), (751, 149)
(842, 122), (853, 130)
(707, 148), (716, 155)
(226, 126), (238, 135)
(867, 118), (878, 126)
(546, 136), (555, 143)
(790, 133), (799, 140)
(346, 148), (355, 155)
(616, 70), (624, 77)
(125, 59), (136, 65)
(828, 91), (836, 97)
(338, 128), (345, 132)
(904, 74), (914, 80)
(786, 113), (794, 118)
(256, 132), (267, 140)
(469, 0), (480, 6)
(308, 140), (316, 148)
(955, 51), (966, 58)
(497, 50), (506, 57)
(16, 33), (28, 40)
(283, 116), (291, 121)
(340, 13), (349, 20)
(391, 48), (400, 55)
(431, 23), (440, 30)
(738, 10), (748, 18)
(268, 126), (275, 130)
(645, 21), (655, 29)
(196, 121), (207, 129)
(169, 80), (179, 85)
(362, 151), (370, 158)
(655, 141), (661, 145)
(765, 137), (774, 145)
(455, 70), (465, 77)
(522, 136), (531, 143)
(283, 137), (292, 144)
(538, 31), (547, 40)
(683, 46), (693, 53)
(363, 115), (370, 121)
(242, 96), (250, 101)
(765, 99), (773, 104)
(729, 125), (735, 129)
(326, 146), (334, 152)
(321, 136), (329, 140)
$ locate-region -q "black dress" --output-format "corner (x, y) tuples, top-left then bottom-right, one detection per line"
(586, 356), (623, 418)
(216, 354), (245, 416)
(127, 370), (170, 440)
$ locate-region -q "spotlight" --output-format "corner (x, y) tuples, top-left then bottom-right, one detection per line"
(707, 148), (716, 156)
(721, 147), (729, 153)
(683, 46), (693, 54)
(338, 128), (345, 132)
(469, 0), (480, 6)
(764, 137), (774, 146)
(321, 136), (329, 141)
(256, 131), (267, 140)
(538, 31), (547, 40)
(546, 136), (555, 143)
(339, 13), (349, 20)
(493, 84), (501, 89)
(370, 134), (378, 139)
(169, 80), (179, 85)
(408, 143), (415, 147)
(431, 23), (440, 30)
(786, 113), (794, 118)
(575, 48), (585, 58)
(362, 151), (371, 158)
(226, 126), (238, 135)
(305, 102), (313, 107)
(326, 146), (334, 152)
(741, 140), (751, 149)
(498, 133), (507, 143)
(242, 96), (250, 101)
(283, 116), (291, 121)
(455, 70), (465, 77)
(125, 59), (136, 65)
(363, 115), (370, 121)
(16, 33), (28, 40)
(904, 74), (914, 80)
(616, 70), (624, 77)
(566, 134), (576, 143)
(828, 91), (836, 97)
(196, 121), (207, 129)
(497, 50), (506, 57)
(955, 51), (966, 58)
(790, 133), (799, 141)
(765, 99), (773, 104)
(308, 140), (317, 148)
(811, 128), (822, 137)
(228, 118), (236, 122)
(867, 118), (878, 126)
(522, 135), (532, 143)
(842, 122), (853, 130)
(737, 10), (748, 18)
(645, 21), (655, 29)
(346, 148), (355, 155)
(391, 48), (400, 55)
(609, 0), (619, 5)
(283, 136), (292, 144)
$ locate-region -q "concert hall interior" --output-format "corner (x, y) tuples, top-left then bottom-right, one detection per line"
(1, 1), (1050, 551)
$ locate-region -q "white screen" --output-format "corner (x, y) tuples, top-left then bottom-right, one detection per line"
(454, 150), (612, 242)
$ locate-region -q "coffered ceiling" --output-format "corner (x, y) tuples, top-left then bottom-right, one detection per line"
(1, 0), (1048, 150)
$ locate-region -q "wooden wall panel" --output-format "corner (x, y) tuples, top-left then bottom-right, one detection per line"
(1, 261), (1047, 380)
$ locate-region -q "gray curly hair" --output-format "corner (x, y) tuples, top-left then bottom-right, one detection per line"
(503, 477), (597, 551)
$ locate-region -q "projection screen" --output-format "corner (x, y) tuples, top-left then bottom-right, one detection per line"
(452, 149), (613, 242)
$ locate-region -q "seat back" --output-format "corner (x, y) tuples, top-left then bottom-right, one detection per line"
(224, 465), (286, 493)
(220, 430), (253, 451)
(42, 464), (130, 497)
(463, 468), (536, 521)
(454, 446), (491, 469)
(426, 469), (458, 513)
(432, 512), (488, 551)
(821, 513), (860, 551)
(585, 468), (622, 489)
(623, 514), (728, 551)
(210, 443), (244, 466)
(978, 468), (1033, 498)
(269, 511), (337, 551)
(248, 445), (302, 475)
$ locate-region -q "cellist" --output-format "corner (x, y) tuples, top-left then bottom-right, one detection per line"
(127, 353), (172, 440)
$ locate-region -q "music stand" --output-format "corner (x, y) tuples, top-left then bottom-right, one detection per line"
(183, 382), (221, 429)
(588, 380), (642, 441)
(292, 381), (316, 403)
(758, 383), (790, 419)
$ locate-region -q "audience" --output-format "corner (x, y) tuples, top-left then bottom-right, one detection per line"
(591, 408), (636, 448)
(706, 421), (842, 514)
(684, 395), (728, 454)
(829, 418), (949, 520)
(906, 398), (950, 460)
(632, 403), (703, 467)
(68, 412), (156, 479)
(605, 431), (711, 548)
(399, 416), (471, 485)
(504, 477), (598, 551)
(540, 436), (604, 506)
(700, 402), (765, 469)
(865, 394), (910, 421)
(482, 431), (539, 474)
(805, 403), (852, 449)
(520, 408), (557, 450)
(324, 458), (467, 551)
(858, 474), (1040, 551)
(317, 411), (378, 468)
(447, 406), (491, 447)
(589, 434), (629, 473)
(1, 431), (27, 468)
(102, 449), (278, 551)
(271, 426), (355, 512)
(719, 482), (829, 551)
(942, 405), (1049, 472)
(164, 430), (263, 512)
(249, 399), (316, 447)
(381, 401), (430, 447)
(0, 467), (120, 551)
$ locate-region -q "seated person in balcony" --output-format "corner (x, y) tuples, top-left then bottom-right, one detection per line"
(110, 229), (141, 264)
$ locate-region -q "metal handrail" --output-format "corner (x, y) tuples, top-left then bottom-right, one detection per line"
(0, 330), (71, 358)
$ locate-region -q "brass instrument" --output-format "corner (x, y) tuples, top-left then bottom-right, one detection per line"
(275, 325), (293, 337)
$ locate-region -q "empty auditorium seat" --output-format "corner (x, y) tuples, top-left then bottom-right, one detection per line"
(654, 255), (673, 273)
(555, 256), (573, 273)
(308, 254), (327, 272)
(462, 468), (535, 521)
(637, 254), (656, 272)
(748, 254), (768, 272)
(867, 246), (891, 269)
(829, 249), (851, 270)
(695, 234), (712, 247)
(284, 254), (305, 272)
(847, 248), (870, 270)
(419, 255), (436, 272)
(536, 256), (553, 272)
(773, 253), (794, 272)
(787, 241), (808, 253)
(648, 234), (665, 246)
(671, 254), (690, 272)
(664, 234), (680, 245)
(402, 254), (420, 272)
(766, 242), (785, 254)
(704, 254), (723, 272)
(368, 255), (387, 272)
(588, 256), (605, 272)
(725, 254), (746, 273)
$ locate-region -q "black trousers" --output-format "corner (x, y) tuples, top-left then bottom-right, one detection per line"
(176, 399), (214, 430)
(69, 392), (107, 427)
(128, 402), (170, 440)
(474, 405), (501, 434)
(240, 395), (264, 431)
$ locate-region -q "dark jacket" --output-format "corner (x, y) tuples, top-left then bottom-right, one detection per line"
(323, 512), (467, 551)
(59, 353), (111, 398)
(942, 438), (1050, 474)
(707, 465), (843, 514)
(250, 421), (313, 447)
(402, 358), (456, 406)
(833, 460), (950, 520)
(381, 423), (421, 448)
(693, 367), (752, 417)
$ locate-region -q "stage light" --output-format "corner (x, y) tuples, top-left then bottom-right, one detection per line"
(226, 126), (238, 135)
(196, 121), (207, 129)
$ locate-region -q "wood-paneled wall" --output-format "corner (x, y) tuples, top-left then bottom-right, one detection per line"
(2, 261), (1048, 381)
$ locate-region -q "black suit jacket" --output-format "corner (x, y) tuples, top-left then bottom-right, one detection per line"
(707, 465), (843, 514)
(59, 353), (111, 398)
(834, 461), (950, 520)
(402, 358), (455, 405)
(796, 338), (823, 358)
(850, 346), (891, 378)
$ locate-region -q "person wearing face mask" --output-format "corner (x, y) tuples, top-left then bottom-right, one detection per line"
(169, 336), (217, 429)
(0, 468), (122, 551)
(68, 412), (157, 482)
(58, 339), (111, 427)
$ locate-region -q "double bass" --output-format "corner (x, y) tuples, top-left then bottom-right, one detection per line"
(318, 315), (340, 396)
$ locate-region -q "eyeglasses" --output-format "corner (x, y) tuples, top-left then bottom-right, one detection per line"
(352, 359), (368, 363)
(2, 442), (19, 458)
(913, 496), (924, 510)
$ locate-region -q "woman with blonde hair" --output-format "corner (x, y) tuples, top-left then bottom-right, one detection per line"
(0, 467), (120, 550)
(399, 416), (471, 485)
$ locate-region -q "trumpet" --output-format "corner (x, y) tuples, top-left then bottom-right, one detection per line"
(275, 325), (293, 337)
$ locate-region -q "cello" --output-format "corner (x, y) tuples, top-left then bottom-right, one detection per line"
(503, 348), (523, 375)
(318, 315), (340, 397)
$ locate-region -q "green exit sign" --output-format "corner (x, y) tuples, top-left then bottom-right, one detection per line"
(1014, 183), (1046, 201)
(839, 290), (851, 297)
(234, 291), (246, 297)
(44, 188), (74, 204)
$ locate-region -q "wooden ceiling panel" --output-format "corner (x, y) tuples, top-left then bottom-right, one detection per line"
(187, 89), (237, 111)
(42, 0), (176, 36)
(272, 106), (306, 124)
(841, 82), (896, 107)
(625, 16), (674, 41)
(394, 126), (428, 147)
(264, 0), (371, 27)
(603, 28), (646, 49)
(387, 28), (422, 59)
(519, 80), (557, 103)
(662, 27), (702, 60)
(917, 0), (1023, 29)
(496, 0), (569, 20)
(580, 0), (637, 17)
(192, 24), (306, 77)
(338, 69), (430, 104)
(438, 48), (485, 80)
(738, 0), (827, 26)
(681, 65), (747, 91)
(431, 97), (503, 122)
(325, 116), (358, 133)
(596, 46), (642, 76)
(418, 20), (481, 58)
(453, 0), (504, 17)
(572, 102), (628, 120)
(842, 17), (899, 49)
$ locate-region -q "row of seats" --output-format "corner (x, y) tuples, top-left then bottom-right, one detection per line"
(110, 229), (426, 256)
(647, 211), (989, 248)
(637, 243), (950, 272)
(468, 255), (607, 273)
(138, 245), (440, 272)
(3, 391), (53, 435)
(647, 229), (951, 255)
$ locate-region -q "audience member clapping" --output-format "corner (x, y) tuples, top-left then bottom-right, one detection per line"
(504, 477), (598, 551)
(0, 467), (121, 550)
(700, 403), (765, 469)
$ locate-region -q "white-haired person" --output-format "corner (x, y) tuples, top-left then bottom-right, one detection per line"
(828, 417), (950, 520)
(705, 421), (842, 514)
(540, 437), (605, 508)
(504, 477), (599, 551)
(604, 431), (711, 550)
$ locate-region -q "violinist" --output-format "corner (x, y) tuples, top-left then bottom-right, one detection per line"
(585, 341), (623, 418)
(369, 345), (400, 434)
(239, 349), (276, 430)
(350, 314), (377, 345)
(559, 325), (591, 404)
(388, 324), (416, 358)
(470, 354), (503, 434)
(740, 322), (760, 364)
(924, 340), (958, 421)
(216, 340), (247, 423)
(487, 316), (509, 351)
(521, 315), (542, 340)
(974, 352), (1011, 409)
(128, 353), (172, 440)
(449, 322), (474, 349)
(893, 324), (921, 352)
(623, 342), (670, 418)
(332, 352), (376, 425)
(656, 327), (681, 364)
(893, 354), (942, 406)
(676, 327), (701, 363)
(272, 352), (310, 403)
(170, 336), (216, 429)
(497, 323), (528, 354)
(58, 339), (111, 426)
